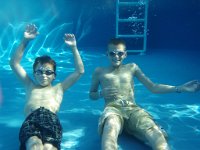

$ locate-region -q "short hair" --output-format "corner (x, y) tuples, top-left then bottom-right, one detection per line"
(33, 55), (56, 73)
(107, 38), (126, 49)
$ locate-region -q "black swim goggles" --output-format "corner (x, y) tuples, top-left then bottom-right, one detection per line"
(34, 69), (55, 76)
(108, 51), (125, 57)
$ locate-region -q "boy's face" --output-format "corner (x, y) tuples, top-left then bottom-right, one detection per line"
(107, 43), (127, 67)
(34, 63), (55, 87)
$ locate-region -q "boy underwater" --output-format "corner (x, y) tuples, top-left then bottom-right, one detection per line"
(89, 38), (200, 150)
(10, 24), (84, 150)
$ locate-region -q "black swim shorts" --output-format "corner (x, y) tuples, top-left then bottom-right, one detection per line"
(19, 107), (62, 150)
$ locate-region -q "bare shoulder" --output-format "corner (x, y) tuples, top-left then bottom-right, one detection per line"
(92, 67), (109, 81)
(93, 67), (106, 75)
(53, 83), (64, 91)
(124, 63), (138, 70)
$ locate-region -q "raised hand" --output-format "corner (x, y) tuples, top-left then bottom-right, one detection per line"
(181, 80), (200, 92)
(64, 34), (77, 48)
(24, 24), (39, 40)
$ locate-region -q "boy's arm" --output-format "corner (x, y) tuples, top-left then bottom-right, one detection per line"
(89, 68), (102, 100)
(61, 34), (84, 91)
(9, 24), (38, 87)
(134, 64), (200, 93)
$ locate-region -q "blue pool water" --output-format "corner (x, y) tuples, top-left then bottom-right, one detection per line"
(0, 0), (200, 149)
(0, 48), (200, 150)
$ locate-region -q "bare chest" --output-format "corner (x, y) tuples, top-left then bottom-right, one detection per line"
(101, 71), (133, 86)
(25, 85), (64, 114)
(27, 85), (63, 103)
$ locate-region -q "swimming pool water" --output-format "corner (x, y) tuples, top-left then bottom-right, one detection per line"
(0, 0), (200, 149)
(0, 47), (200, 149)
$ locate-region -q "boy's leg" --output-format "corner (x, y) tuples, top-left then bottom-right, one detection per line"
(126, 108), (170, 150)
(26, 136), (43, 150)
(144, 125), (170, 150)
(101, 115), (122, 150)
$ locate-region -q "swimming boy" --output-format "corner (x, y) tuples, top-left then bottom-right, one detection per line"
(10, 24), (84, 150)
(89, 38), (200, 150)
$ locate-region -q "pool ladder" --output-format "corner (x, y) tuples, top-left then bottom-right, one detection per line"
(116, 0), (149, 54)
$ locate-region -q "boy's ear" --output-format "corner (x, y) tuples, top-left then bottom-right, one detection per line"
(124, 51), (127, 58)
